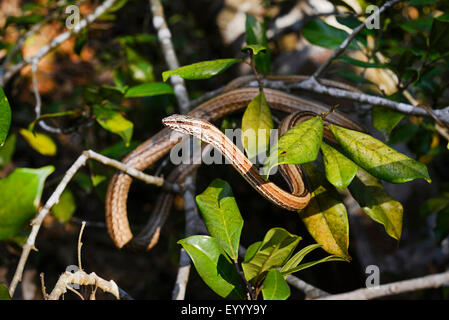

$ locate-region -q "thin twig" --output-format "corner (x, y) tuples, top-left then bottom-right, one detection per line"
(285, 275), (330, 299)
(8, 149), (181, 297)
(0, 0), (120, 86)
(40, 273), (48, 300)
(241, 78), (449, 124)
(77, 221), (86, 272)
(319, 270), (449, 300)
(150, 0), (201, 300)
(31, 61), (64, 133)
(311, 0), (401, 79)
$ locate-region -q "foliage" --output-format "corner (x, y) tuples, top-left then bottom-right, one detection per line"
(179, 179), (345, 300)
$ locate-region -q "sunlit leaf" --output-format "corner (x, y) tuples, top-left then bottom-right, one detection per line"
(178, 235), (245, 299)
(196, 179), (243, 260)
(349, 168), (403, 240)
(280, 244), (322, 275)
(264, 117), (323, 177)
(281, 255), (346, 275)
(320, 142), (357, 189)
(0, 166), (54, 240)
(299, 164), (350, 260)
(241, 92), (273, 162)
(245, 14), (271, 74)
(19, 129), (57, 156)
(162, 59), (240, 82)
(124, 82), (174, 98)
(241, 228), (301, 285)
(93, 105), (133, 147)
(302, 18), (359, 50)
(241, 44), (267, 56)
(329, 124), (431, 183)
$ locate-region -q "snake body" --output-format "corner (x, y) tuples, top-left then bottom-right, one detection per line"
(105, 78), (363, 249)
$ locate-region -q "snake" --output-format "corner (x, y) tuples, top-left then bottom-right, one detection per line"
(105, 76), (364, 249)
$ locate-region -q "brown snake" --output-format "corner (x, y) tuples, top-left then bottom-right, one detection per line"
(105, 76), (364, 249)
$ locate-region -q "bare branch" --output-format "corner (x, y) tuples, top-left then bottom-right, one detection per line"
(8, 149), (181, 297)
(0, 0), (120, 86)
(319, 270), (449, 300)
(285, 275), (330, 299)
(150, 0), (201, 300)
(312, 0), (401, 79)
(47, 270), (120, 300)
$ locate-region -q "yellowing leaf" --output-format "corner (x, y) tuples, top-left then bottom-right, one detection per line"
(241, 92), (273, 161)
(329, 124), (431, 184)
(19, 129), (57, 156)
(93, 105), (133, 146)
(299, 164), (350, 260)
(349, 168), (403, 240)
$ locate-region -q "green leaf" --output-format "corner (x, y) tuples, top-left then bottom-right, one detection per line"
(329, 124), (431, 184)
(281, 255), (346, 275)
(0, 87), (11, 146)
(349, 168), (403, 240)
(428, 15), (449, 54)
(280, 244), (322, 275)
(398, 17), (433, 33)
(241, 44), (267, 56)
(162, 59), (240, 82)
(372, 106), (405, 136)
(6, 13), (43, 26)
(0, 284), (10, 300)
(124, 82), (174, 98)
(434, 208), (449, 243)
(243, 241), (262, 263)
(299, 164), (350, 260)
(420, 193), (449, 216)
(409, 0), (438, 5)
(320, 142), (357, 190)
(74, 29), (88, 56)
(28, 111), (77, 133)
(241, 228), (301, 284)
(19, 129), (57, 156)
(262, 269), (290, 300)
(125, 47), (154, 83)
(245, 14), (271, 74)
(93, 105), (133, 146)
(0, 166), (54, 240)
(100, 140), (140, 160)
(302, 18), (359, 50)
(178, 235), (245, 299)
(0, 133), (16, 168)
(264, 116), (323, 177)
(52, 189), (76, 224)
(241, 92), (274, 161)
(195, 179), (243, 261)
